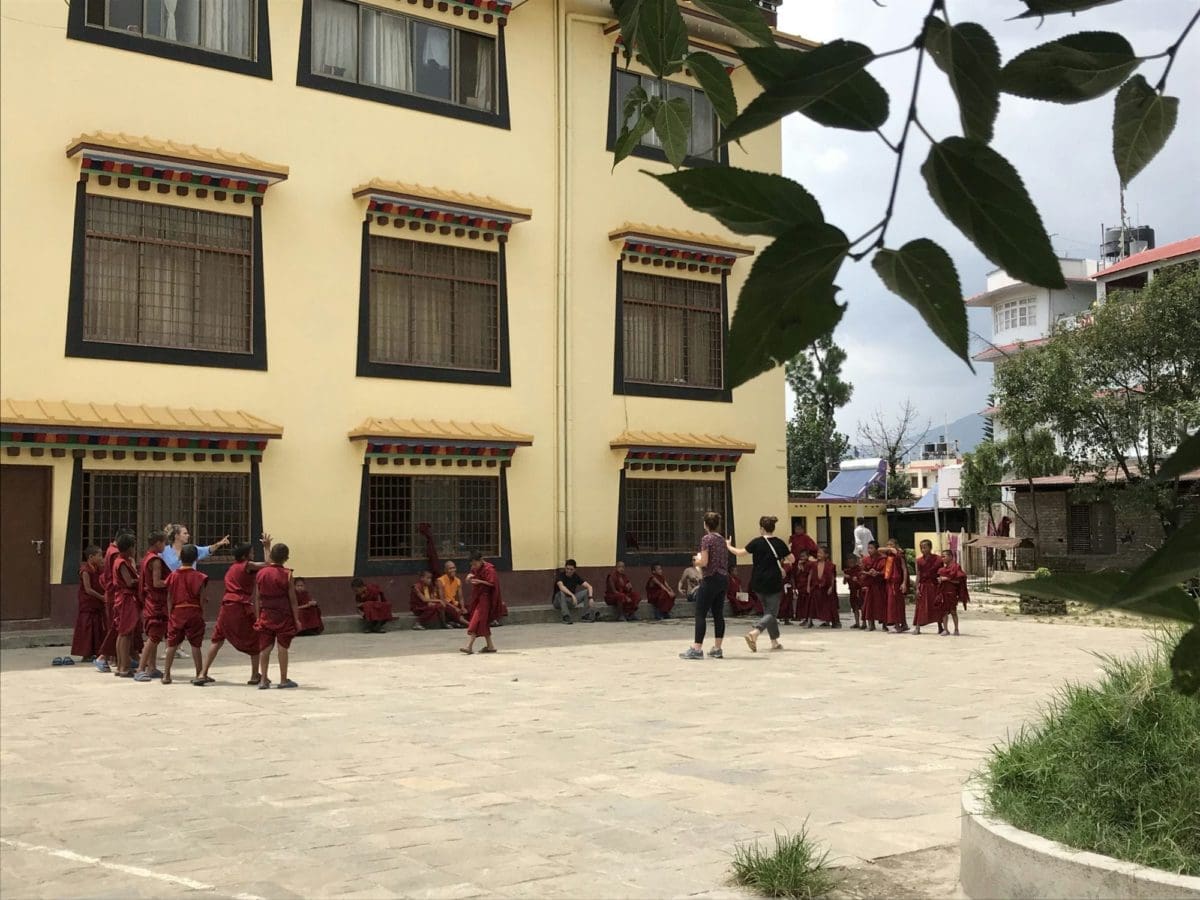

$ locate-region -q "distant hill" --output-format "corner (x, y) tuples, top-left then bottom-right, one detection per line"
(906, 412), (987, 460)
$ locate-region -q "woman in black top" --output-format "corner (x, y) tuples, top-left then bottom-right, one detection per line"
(727, 515), (794, 652)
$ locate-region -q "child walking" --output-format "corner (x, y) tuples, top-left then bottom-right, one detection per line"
(255, 543), (301, 689)
(162, 544), (208, 684)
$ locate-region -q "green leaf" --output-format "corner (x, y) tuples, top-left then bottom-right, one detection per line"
(623, 84), (648, 122)
(739, 45), (888, 132)
(690, 0), (774, 48)
(924, 18), (1001, 142)
(996, 573), (1200, 624)
(652, 167), (824, 236)
(1001, 32), (1137, 103)
(727, 224), (849, 387)
(1113, 74), (1179, 187)
(613, 111), (655, 166)
(654, 96), (692, 166)
(1170, 625), (1200, 696)
(921, 138), (1066, 289)
(614, 0), (688, 76)
(725, 40), (877, 142)
(686, 52), (738, 127)
(872, 240), (972, 367)
(611, 0), (641, 64)
(1158, 431), (1200, 482)
(1016, 0), (1122, 18)
(1117, 518), (1200, 607)
(739, 46), (803, 86)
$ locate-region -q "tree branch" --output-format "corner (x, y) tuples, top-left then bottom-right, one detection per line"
(1155, 6), (1200, 93)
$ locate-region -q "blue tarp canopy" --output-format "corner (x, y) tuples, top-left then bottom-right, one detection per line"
(910, 485), (938, 510)
(816, 461), (886, 500)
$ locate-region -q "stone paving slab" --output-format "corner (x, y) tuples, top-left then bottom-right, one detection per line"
(0, 616), (1149, 899)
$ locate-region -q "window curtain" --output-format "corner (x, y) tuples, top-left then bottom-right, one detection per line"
(84, 238), (140, 345)
(361, 8), (411, 91)
(139, 243), (195, 349)
(461, 33), (495, 110)
(413, 23), (452, 99)
(200, 0), (251, 57)
(312, 0), (358, 78)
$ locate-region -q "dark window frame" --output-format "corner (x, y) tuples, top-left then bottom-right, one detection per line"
(354, 463), (513, 575)
(612, 262), (731, 403)
(1068, 500), (1117, 556)
(356, 222), (511, 385)
(606, 53), (729, 168)
(66, 0), (273, 80)
(296, 0), (511, 129)
(66, 181), (269, 371)
(615, 470), (735, 567)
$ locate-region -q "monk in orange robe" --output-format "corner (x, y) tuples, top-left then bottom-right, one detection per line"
(882, 540), (910, 632)
(436, 561), (470, 627)
(937, 550), (969, 636)
(912, 540), (943, 635)
(859, 542), (889, 632)
(604, 561), (641, 621)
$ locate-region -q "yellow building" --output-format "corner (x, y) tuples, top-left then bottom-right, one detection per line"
(787, 499), (889, 568)
(0, 0), (805, 625)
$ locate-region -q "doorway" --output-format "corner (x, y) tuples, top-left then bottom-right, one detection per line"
(1, 465), (51, 621)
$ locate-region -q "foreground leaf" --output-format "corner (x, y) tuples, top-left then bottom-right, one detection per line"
(1001, 32), (1137, 103)
(739, 45), (889, 131)
(1170, 625), (1200, 696)
(1016, 0), (1122, 17)
(872, 240), (972, 366)
(1158, 430), (1200, 481)
(997, 573), (1200, 623)
(739, 45), (804, 86)
(924, 18), (1001, 143)
(727, 224), (848, 387)
(1113, 74), (1179, 187)
(686, 51), (738, 127)
(611, 0), (642, 64)
(1119, 518), (1200, 606)
(725, 40), (877, 142)
(653, 168), (823, 236)
(632, 0), (688, 76)
(654, 96), (692, 166)
(921, 137), (1065, 289)
(613, 110), (655, 166)
(690, 0), (774, 48)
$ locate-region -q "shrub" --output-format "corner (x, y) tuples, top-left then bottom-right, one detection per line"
(730, 826), (838, 898)
(1034, 566), (1052, 579)
(982, 633), (1200, 875)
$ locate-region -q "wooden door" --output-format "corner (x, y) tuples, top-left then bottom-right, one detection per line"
(0, 466), (51, 620)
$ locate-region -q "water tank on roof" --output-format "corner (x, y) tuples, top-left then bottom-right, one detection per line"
(1101, 226), (1156, 260)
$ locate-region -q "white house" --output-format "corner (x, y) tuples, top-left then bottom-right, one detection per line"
(1094, 235), (1200, 300)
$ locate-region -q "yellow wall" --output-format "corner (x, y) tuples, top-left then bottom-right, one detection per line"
(787, 501), (889, 566)
(0, 0), (786, 586)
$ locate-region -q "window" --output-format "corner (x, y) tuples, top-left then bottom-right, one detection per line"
(622, 271), (723, 390)
(613, 70), (720, 163)
(80, 471), (250, 560)
(993, 297), (1036, 332)
(85, 0), (255, 57)
(624, 478), (727, 553)
(310, 0), (496, 112)
(367, 474), (499, 559)
(367, 236), (498, 372)
(81, 194), (253, 355)
(1068, 502), (1116, 555)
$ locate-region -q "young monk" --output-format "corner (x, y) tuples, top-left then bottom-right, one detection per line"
(95, 528), (134, 673)
(859, 541), (889, 632)
(134, 531), (169, 681)
(111, 532), (140, 678)
(295, 578), (325, 636)
(646, 564), (675, 619)
(71, 546), (106, 662)
(604, 561), (642, 622)
(197, 538), (270, 686)
(726, 566), (755, 616)
(162, 544), (207, 685)
(460, 550), (501, 654)
(351, 578), (394, 633)
(793, 549), (813, 627)
(436, 562), (470, 628)
(789, 522), (819, 561)
(410, 570), (447, 629)
(883, 540), (911, 633)
(808, 546), (839, 627)
(937, 549), (970, 636)
(255, 543), (301, 688)
(844, 556), (864, 629)
(912, 540), (944, 636)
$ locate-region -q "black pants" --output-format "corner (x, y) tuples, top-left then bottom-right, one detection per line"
(694, 574), (728, 644)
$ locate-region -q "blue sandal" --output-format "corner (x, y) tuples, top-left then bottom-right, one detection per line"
(51, 657), (64, 666)
(61, 657), (75, 666)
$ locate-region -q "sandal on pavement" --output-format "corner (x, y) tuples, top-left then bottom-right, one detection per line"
(459, 647), (473, 654)
(744, 632), (758, 653)
(247, 674), (262, 685)
(278, 679), (298, 688)
(479, 647), (497, 653)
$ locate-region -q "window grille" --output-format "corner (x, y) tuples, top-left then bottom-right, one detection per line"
(623, 271), (722, 389)
(367, 474), (500, 559)
(624, 479), (727, 553)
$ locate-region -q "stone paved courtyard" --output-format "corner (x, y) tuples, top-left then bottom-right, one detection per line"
(0, 616), (1150, 899)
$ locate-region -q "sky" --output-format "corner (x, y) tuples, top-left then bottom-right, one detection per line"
(772, 0), (1200, 440)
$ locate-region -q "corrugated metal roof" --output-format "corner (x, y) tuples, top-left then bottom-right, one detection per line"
(1095, 235), (1200, 279)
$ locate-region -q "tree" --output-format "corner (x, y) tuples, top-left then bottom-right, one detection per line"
(785, 336), (853, 490)
(994, 262), (1200, 539)
(856, 400), (930, 499)
(960, 439), (1005, 531)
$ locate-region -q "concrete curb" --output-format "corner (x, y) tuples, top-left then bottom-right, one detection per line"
(960, 784), (1200, 899)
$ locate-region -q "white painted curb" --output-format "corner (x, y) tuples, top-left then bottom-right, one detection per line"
(960, 784), (1200, 899)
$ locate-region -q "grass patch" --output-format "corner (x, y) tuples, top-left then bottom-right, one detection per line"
(730, 825), (838, 898)
(982, 632), (1200, 875)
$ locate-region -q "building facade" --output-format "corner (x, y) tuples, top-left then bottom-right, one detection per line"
(0, 0), (803, 625)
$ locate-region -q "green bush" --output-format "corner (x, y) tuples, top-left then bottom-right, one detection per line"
(1034, 566), (1052, 579)
(982, 633), (1200, 875)
(730, 826), (838, 898)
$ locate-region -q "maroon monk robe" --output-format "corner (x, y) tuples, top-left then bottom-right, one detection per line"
(467, 561), (501, 637)
(726, 573), (755, 616)
(793, 561), (814, 621)
(914, 553), (942, 626)
(779, 564), (796, 621)
(843, 564), (863, 612)
(409, 583), (445, 626)
(296, 588), (324, 635)
(646, 576), (675, 616)
(938, 562), (970, 612)
(604, 570), (641, 617)
(810, 560), (839, 622)
(859, 552), (889, 625)
(97, 542), (120, 658)
(884, 551), (908, 627)
(417, 523), (441, 582)
(789, 532), (819, 560)
(71, 561), (106, 658)
(358, 584), (395, 623)
(139, 550), (168, 644)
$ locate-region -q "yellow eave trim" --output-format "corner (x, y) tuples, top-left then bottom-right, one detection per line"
(610, 430), (756, 453)
(1, 399), (283, 439)
(66, 131), (289, 181)
(609, 223), (756, 257)
(352, 179), (532, 221)
(348, 417), (534, 446)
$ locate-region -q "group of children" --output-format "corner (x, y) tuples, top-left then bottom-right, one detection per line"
(70, 530), (309, 688)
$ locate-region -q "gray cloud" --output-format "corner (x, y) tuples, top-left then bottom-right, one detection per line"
(774, 0), (1200, 437)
